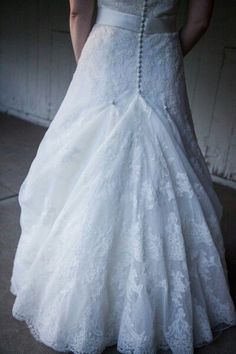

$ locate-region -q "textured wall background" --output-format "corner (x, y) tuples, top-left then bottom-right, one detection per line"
(178, 0), (236, 189)
(0, 1), (75, 125)
(0, 0), (236, 188)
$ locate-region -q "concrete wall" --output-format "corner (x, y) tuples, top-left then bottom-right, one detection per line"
(178, 0), (236, 189)
(0, 0), (75, 125)
(0, 0), (236, 189)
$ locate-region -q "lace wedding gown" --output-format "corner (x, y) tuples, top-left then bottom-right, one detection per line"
(10, 0), (236, 353)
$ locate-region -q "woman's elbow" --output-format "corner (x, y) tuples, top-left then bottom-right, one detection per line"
(198, 18), (210, 32)
(69, 0), (94, 18)
(70, 6), (81, 18)
(189, 17), (210, 34)
(70, 11), (79, 19)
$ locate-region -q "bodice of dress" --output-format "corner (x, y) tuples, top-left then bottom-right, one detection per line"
(95, 0), (180, 95)
(97, 0), (180, 19)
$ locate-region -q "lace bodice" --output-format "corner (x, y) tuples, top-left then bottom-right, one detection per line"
(97, 0), (180, 18)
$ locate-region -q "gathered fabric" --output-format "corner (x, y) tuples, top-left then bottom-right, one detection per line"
(10, 1), (236, 353)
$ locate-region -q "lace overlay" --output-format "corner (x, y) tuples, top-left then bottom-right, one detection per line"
(10, 0), (236, 353)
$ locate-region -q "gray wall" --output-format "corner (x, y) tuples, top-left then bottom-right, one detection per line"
(0, 0), (236, 189)
(178, 0), (236, 189)
(0, 0), (75, 125)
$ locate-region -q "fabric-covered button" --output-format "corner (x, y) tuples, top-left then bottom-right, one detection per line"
(138, 62), (142, 69)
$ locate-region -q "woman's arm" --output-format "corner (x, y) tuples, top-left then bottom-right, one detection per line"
(178, 0), (214, 57)
(69, 0), (97, 64)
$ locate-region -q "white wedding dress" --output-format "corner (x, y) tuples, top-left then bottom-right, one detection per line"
(10, 1), (236, 353)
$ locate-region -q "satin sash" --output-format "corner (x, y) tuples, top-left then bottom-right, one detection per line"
(95, 5), (176, 34)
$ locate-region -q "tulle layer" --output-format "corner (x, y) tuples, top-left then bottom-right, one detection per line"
(10, 92), (236, 354)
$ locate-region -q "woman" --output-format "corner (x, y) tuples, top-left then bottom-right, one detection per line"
(10, 1), (236, 353)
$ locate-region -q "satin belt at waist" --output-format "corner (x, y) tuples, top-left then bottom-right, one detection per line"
(95, 6), (177, 34)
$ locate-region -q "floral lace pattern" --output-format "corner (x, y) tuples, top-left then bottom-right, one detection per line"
(10, 1), (236, 354)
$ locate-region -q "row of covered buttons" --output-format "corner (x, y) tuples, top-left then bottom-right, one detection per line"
(137, 0), (148, 92)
